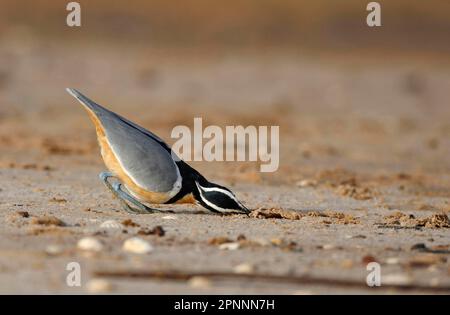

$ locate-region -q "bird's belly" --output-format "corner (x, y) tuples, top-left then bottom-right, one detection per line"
(88, 110), (172, 204)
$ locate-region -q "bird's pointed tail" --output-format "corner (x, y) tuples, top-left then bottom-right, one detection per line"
(66, 88), (112, 117)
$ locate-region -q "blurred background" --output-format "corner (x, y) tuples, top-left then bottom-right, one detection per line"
(0, 0), (450, 196)
(2, 1), (450, 294)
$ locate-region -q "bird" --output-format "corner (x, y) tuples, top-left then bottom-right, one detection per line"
(66, 88), (249, 215)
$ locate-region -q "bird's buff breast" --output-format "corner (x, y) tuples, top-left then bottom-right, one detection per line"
(85, 108), (174, 204)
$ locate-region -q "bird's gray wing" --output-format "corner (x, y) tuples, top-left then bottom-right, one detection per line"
(66, 88), (181, 195)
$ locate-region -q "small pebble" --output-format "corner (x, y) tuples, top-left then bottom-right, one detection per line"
(86, 278), (114, 293)
(100, 220), (122, 229)
(188, 276), (211, 288)
(340, 259), (354, 269)
(45, 244), (63, 256)
(122, 237), (153, 254)
(345, 234), (366, 239)
(162, 215), (177, 220)
(296, 179), (317, 188)
(233, 263), (254, 274)
(386, 257), (400, 265)
(219, 242), (240, 250)
(253, 238), (270, 247)
(382, 274), (412, 285)
(77, 237), (103, 252)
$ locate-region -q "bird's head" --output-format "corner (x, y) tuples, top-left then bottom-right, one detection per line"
(194, 180), (250, 214)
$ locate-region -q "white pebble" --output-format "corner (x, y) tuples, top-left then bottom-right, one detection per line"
(322, 244), (336, 250)
(45, 244), (63, 256)
(233, 263), (254, 274)
(219, 242), (240, 250)
(296, 179), (317, 188)
(188, 276), (211, 288)
(100, 220), (122, 229)
(86, 278), (114, 293)
(162, 215), (177, 220)
(254, 238), (270, 246)
(77, 237), (103, 252)
(385, 257), (400, 265)
(382, 274), (412, 286)
(123, 237), (153, 254)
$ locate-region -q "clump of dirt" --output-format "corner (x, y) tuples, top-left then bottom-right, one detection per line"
(41, 138), (89, 155)
(312, 170), (375, 200)
(335, 185), (373, 200)
(27, 226), (73, 236)
(269, 238), (300, 252)
(249, 208), (359, 224)
(417, 213), (450, 228)
(121, 219), (140, 227)
(50, 197), (67, 203)
(6, 211), (31, 225)
(137, 225), (165, 237)
(381, 212), (449, 228)
(334, 177), (374, 200)
(30, 215), (66, 227)
(2, 162), (54, 171)
(322, 211), (360, 224)
(383, 212), (416, 226)
(16, 211), (30, 218)
(249, 208), (303, 220)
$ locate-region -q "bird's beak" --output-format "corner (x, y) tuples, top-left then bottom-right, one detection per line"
(239, 204), (251, 214)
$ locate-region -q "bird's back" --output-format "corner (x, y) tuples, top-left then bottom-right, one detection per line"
(66, 89), (182, 203)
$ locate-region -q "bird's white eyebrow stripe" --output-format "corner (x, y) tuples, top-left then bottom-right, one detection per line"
(195, 184), (240, 203)
(195, 182), (237, 212)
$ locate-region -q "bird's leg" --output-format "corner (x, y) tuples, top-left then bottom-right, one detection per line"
(112, 182), (164, 214)
(99, 172), (161, 214)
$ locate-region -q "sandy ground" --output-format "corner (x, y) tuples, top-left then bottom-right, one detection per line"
(1, 41), (450, 294)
